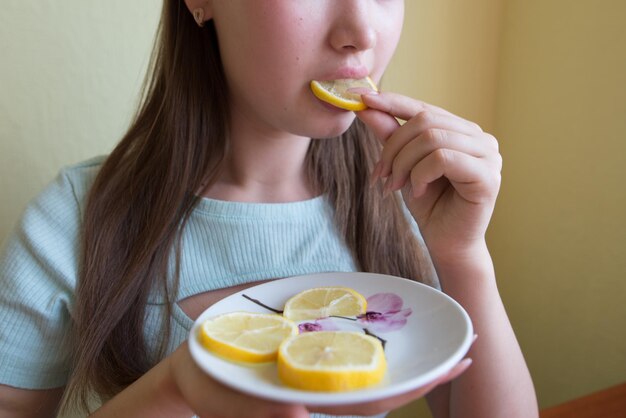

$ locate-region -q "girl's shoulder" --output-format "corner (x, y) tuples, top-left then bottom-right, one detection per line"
(0, 157), (109, 390)
(2, 155), (109, 274)
(63, 154), (106, 174)
(0, 155), (108, 293)
(14, 155), (108, 226)
(52, 155), (106, 210)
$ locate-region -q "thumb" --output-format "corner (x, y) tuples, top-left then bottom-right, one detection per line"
(356, 103), (400, 144)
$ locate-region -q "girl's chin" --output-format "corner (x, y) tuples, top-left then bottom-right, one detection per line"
(305, 114), (357, 139)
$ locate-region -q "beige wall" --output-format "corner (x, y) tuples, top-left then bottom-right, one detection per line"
(490, 0), (626, 409)
(386, 0), (504, 132)
(0, 1), (160, 247)
(1, 1), (624, 416)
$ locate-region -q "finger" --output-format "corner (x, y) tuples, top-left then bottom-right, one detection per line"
(397, 110), (485, 145)
(356, 106), (401, 143)
(407, 150), (498, 203)
(362, 92), (482, 132)
(377, 113), (491, 180)
(357, 92), (482, 143)
(362, 92), (450, 120)
(356, 93), (474, 146)
(380, 129), (491, 185)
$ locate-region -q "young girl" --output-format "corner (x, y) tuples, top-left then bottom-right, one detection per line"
(0, 1), (538, 417)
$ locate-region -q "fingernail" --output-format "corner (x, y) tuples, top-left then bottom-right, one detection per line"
(472, 334), (478, 343)
(411, 185), (420, 199)
(362, 89), (380, 97)
(412, 183), (427, 199)
(379, 162), (390, 179)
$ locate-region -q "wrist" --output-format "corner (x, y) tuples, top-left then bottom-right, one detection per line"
(429, 238), (491, 272)
(428, 240), (497, 294)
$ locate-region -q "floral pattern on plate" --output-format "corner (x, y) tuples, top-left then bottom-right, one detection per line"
(242, 291), (412, 349)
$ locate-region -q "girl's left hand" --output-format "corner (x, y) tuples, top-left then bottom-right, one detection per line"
(357, 92), (502, 261)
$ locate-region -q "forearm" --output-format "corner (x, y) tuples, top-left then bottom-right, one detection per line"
(90, 355), (193, 418)
(432, 242), (538, 418)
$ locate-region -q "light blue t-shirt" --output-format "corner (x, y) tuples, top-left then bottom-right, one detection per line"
(0, 156), (437, 417)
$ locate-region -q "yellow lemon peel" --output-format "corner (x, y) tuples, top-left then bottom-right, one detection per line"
(310, 77), (378, 111)
(277, 331), (387, 391)
(198, 312), (298, 363)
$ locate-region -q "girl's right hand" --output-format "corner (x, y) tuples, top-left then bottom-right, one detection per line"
(169, 343), (309, 418)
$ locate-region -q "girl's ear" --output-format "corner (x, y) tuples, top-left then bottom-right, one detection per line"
(183, 0), (212, 27)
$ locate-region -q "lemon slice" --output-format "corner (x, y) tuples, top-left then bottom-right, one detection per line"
(282, 287), (367, 321)
(198, 312), (298, 363)
(277, 331), (387, 391)
(310, 77), (378, 111)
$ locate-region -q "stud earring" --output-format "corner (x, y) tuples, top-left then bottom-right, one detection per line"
(193, 8), (205, 27)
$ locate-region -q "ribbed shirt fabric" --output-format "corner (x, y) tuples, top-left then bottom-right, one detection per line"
(0, 156), (438, 418)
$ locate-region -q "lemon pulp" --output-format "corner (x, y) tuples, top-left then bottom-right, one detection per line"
(277, 331), (387, 391)
(282, 287), (367, 321)
(198, 312), (298, 363)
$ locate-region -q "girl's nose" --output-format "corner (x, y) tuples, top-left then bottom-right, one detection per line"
(328, 1), (377, 52)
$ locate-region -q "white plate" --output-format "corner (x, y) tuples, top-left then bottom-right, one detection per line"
(188, 272), (473, 406)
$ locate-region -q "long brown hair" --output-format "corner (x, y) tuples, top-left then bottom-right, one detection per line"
(61, 0), (433, 414)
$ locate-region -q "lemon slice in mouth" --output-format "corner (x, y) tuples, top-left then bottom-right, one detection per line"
(310, 77), (378, 111)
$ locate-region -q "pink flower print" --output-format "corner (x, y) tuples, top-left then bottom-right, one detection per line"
(357, 293), (412, 333)
(298, 317), (340, 333)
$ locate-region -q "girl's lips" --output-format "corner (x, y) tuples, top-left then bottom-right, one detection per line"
(319, 65), (370, 81)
